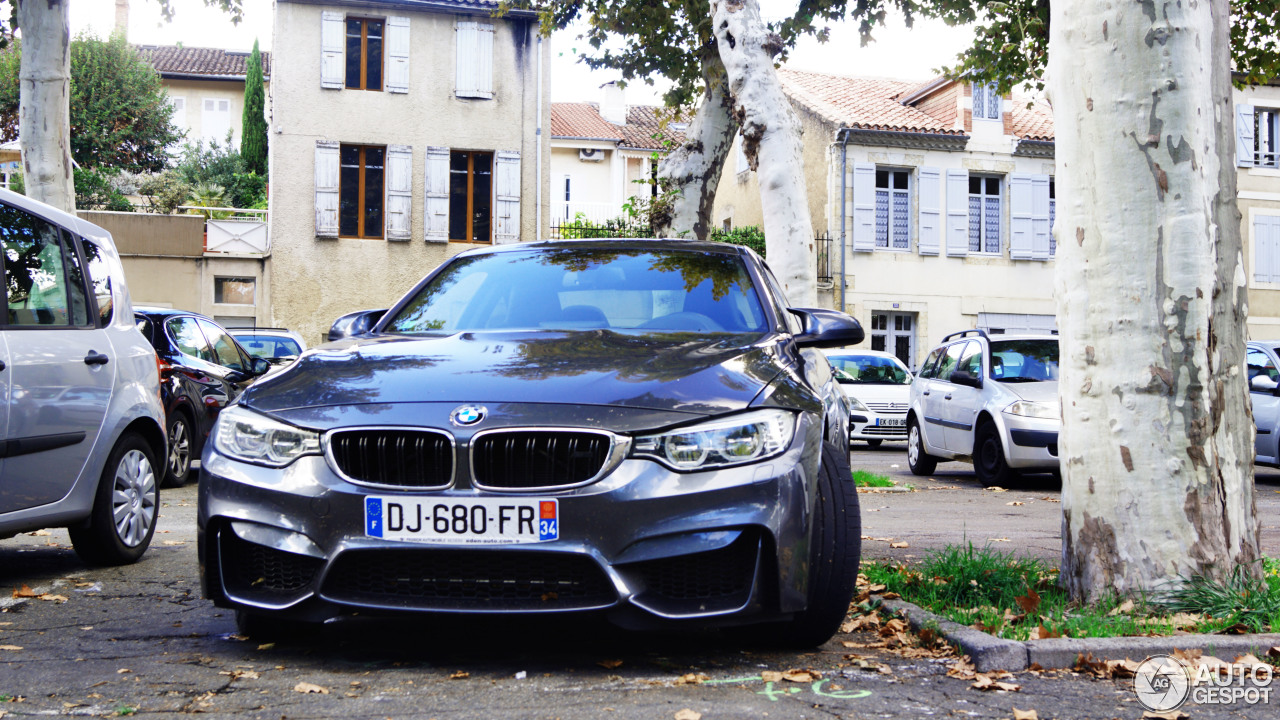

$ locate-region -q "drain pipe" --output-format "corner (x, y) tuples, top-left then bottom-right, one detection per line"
(838, 129), (849, 313)
(535, 30), (544, 241)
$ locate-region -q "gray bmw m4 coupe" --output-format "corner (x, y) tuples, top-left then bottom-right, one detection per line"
(198, 239), (864, 646)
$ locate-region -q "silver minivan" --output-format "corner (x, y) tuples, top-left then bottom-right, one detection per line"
(0, 188), (166, 565)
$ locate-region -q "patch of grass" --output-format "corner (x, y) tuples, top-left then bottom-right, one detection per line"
(852, 470), (896, 488)
(114, 707), (137, 717)
(864, 543), (1280, 640)
(1157, 561), (1280, 633)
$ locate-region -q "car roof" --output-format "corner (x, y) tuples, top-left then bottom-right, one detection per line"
(454, 237), (752, 259)
(134, 305), (212, 321)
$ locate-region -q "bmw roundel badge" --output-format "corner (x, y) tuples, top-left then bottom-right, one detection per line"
(450, 404), (487, 427)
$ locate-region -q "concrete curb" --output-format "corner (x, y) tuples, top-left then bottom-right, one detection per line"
(880, 597), (1280, 673)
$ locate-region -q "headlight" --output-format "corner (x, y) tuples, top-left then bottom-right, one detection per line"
(1004, 400), (1060, 420)
(213, 405), (321, 467)
(632, 409), (797, 471)
(845, 395), (869, 412)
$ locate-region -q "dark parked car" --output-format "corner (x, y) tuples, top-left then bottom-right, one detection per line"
(199, 240), (863, 645)
(134, 307), (269, 487)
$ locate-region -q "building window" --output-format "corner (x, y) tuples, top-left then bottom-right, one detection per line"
(1048, 178), (1056, 256)
(972, 81), (1000, 120)
(339, 144), (384, 238)
(869, 312), (916, 369)
(345, 17), (384, 91)
(875, 169), (910, 250)
(201, 98), (230, 143)
(1256, 108), (1279, 168)
(215, 277), (256, 305)
(968, 175), (1003, 254)
(171, 96), (186, 132)
(449, 150), (493, 243)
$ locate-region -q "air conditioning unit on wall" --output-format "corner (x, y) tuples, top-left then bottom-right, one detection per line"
(579, 148), (603, 162)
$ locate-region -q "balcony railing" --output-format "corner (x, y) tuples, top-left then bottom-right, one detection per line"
(552, 201), (627, 224)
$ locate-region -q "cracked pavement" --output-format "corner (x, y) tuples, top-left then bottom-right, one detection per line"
(0, 452), (1276, 719)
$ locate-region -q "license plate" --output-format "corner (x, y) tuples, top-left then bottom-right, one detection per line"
(876, 418), (906, 427)
(364, 497), (559, 545)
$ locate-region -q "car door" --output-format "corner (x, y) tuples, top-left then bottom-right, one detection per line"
(920, 341), (965, 452)
(1, 209), (113, 512)
(164, 316), (230, 414)
(1247, 345), (1280, 465)
(942, 341), (985, 453)
(197, 318), (258, 402)
(0, 332), (9, 480)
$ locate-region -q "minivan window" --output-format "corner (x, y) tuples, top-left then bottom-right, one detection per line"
(918, 347), (943, 379)
(80, 238), (114, 325)
(989, 338), (1059, 382)
(957, 342), (983, 376)
(2, 204), (79, 327)
(935, 342), (967, 382)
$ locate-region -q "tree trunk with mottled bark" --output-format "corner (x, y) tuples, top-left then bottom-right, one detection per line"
(1050, 0), (1260, 601)
(18, 0), (75, 213)
(653, 53), (737, 241)
(710, 0), (816, 306)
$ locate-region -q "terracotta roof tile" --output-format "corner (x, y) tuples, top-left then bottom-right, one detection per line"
(1011, 96), (1055, 141)
(778, 68), (965, 136)
(621, 105), (686, 151)
(550, 103), (624, 141)
(136, 45), (271, 79)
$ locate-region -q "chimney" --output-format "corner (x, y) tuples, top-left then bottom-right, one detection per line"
(600, 81), (627, 125)
(115, 0), (129, 40)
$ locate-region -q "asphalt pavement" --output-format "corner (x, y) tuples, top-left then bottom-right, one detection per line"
(0, 455), (1277, 719)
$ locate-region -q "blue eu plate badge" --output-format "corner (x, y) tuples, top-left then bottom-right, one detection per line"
(366, 497), (383, 537)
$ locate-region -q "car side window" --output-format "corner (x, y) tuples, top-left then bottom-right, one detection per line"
(169, 317), (213, 362)
(199, 319), (248, 371)
(760, 266), (802, 335)
(79, 238), (114, 325)
(918, 348), (942, 379)
(1, 204), (84, 327)
(935, 342), (966, 381)
(1247, 348), (1278, 391)
(957, 342), (983, 376)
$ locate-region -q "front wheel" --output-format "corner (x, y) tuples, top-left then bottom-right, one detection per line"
(974, 421), (1018, 488)
(907, 419), (938, 476)
(69, 433), (159, 566)
(162, 412), (193, 488)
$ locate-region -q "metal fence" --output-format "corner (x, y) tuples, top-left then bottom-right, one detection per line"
(816, 233), (832, 284)
(547, 218), (653, 240)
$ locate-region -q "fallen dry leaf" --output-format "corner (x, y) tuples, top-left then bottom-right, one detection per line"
(674, 673), (708, 685)
(890, 542), (909, 549)
(1014, 588), (1041, 614)
(38, 594), (68, 603)
(1028, 625), (1062, 640)
(598, 659), (623, 669)
(28, 530), (50, 536)
(161, 541), (185, 546)
(0, 645), (23, 651)
(117, 669), (132, 674)
(1012, 709), (1039, 720)
(760, 670), (783, 683)
(1006, 501), (1025, 506)
(988, 537), (1012, 542)
(293, 682), (329, 694)
(782, 669), (818, 682)
(1107, 599), (1135, 616)
(220, 669), (259, 680)
(1040, 496), (1061, 503)
(985, 486), (1008, 492)
(1142, 712), (1190, 720)
(674, 710), (701, 720)
(448, 671), (470, 680)
(11, 585), (39, 599)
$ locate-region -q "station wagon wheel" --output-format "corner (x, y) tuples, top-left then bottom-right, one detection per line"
(163, 412), (192, 488)
(974, 421), (1018, 488)
(907, 419), (938, 476)
(69, 433), (159, 566)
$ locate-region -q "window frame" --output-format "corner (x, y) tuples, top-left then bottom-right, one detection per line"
(339, 143), (386, 240)
(345, 16), (385, 92)
(0, 203), (99, 331)
(968, 174), (1004, 255)
(1255, 107), (1279, 169)
(873, 167), (912, 251)
(972, 81), (1001, 121)
(449, 150), (494, 244)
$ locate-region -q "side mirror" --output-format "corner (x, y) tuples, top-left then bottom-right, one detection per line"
(1250, 375), (1278, 393)
(789, 307), (864, 349)
(949, 369), (983, 389)
(250, 357), (272, 377)
(329, 308), (388, 342)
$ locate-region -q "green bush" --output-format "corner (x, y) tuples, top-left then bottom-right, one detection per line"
(73, 167), (133, 212)
(136, 170), (192, 214)
(709, 225), (766, 256)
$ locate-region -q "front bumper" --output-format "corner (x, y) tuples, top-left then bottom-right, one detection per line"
(1000, 413), (1059, 469)
(849, 409), (907, 442)
(197, 416), (823, 629)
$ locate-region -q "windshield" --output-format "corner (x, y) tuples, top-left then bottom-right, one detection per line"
(989, 339), (1059, 383)
(237, 335), (303, 359)
(384, 247), (768, 334)
(828, 354), (911, 385)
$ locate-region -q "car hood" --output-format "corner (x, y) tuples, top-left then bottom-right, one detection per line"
(241, 330), (784, 417)
(997, 380), (1059, 403)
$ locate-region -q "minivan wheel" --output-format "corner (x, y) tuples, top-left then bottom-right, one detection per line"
(974, 421), (1018, 488)
(69, 433), (159, 566)
(162, 412), (192, 488)
(907, 420), (938, 476)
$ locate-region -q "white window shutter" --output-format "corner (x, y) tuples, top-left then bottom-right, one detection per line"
(918, 167), (941, 255)
(1237, 104), (1256, 168)
(1257, 216), (1278, 283)
(315, 141), (340, 238)
(424, 146), (450, 243)
(385, 145), (413, 241)
(456, 22), (495, 99)
(321, 11), (344, 89)
(493, 150), (521, 244)
(385, 16), (411, 94)
(852, 162), (876, 252)
(1009, 173), (1034, 260)
(945, 169), (969, 256)
(1031, 175), (1051, 260)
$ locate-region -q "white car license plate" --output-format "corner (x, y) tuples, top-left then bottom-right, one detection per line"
(876, 418), (906, 427)
(364, 497), (559, 545)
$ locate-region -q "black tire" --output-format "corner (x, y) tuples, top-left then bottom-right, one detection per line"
(162, 411), (193, 488)
(974, 421), (1018, 488)
(234, 609), (312, 642)
(750, 441), (862, 647)
(907, 418), (938, 476)
(69, 433), (160, 566)
(865, 439), (883, 448)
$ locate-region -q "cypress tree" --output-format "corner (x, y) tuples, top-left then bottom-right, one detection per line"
(240, 39), (268, 175)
